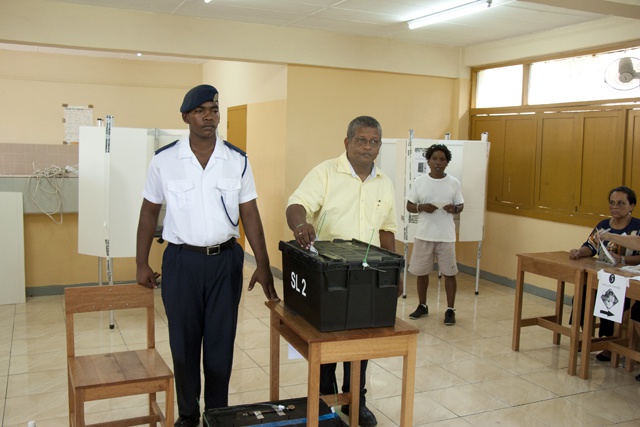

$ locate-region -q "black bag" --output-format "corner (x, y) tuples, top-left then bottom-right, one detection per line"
(202, 397), (347, 426)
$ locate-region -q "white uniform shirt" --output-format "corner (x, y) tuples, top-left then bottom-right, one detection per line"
(408, 173), (463, 242)
(142, 135), (257, 246)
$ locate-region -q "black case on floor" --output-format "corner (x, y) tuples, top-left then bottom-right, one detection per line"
(202, 397), (347, 426)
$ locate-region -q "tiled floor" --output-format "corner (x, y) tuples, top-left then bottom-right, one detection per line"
(1, 266), (639, 427)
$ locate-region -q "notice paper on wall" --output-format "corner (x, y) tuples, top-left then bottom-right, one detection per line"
(63, 105), (93, 144)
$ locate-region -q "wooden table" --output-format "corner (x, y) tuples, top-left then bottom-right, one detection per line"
(266, 301), (419, 427)
(512, 252), (597, 375)
(579, 267), (640, 379)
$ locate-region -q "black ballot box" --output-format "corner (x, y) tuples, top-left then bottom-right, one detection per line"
(279, 239), (404, 332)
(202, 397), (347, 426)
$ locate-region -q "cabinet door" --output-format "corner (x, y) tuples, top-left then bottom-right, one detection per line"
(536, 114), (582, 212)
(472, 117), (504, 204)
(579, 111), (624, 214)
(472, 115), (536, 207)
(503, 117), (536, 206)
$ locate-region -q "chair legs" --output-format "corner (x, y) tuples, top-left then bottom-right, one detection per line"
(68, 387), (173, 427)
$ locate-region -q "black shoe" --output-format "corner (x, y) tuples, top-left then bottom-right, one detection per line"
(595, 351), (611, 362)
(341, 405), (378, 427)
(636, 373), (640, 382)
(444, 308), (456, 325)
(409, 304), (429, 319)
(174, 416), (199, 427)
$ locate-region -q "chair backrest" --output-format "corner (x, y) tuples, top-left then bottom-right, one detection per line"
(65, 284), (155, 358)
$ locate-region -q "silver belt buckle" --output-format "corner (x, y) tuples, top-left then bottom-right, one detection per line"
(206, 244), (221, 256)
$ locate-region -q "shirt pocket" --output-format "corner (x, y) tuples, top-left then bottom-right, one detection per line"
(368, 199), (392, 229)
(166, 179), (195, 209)
(217, 178), (242, 225)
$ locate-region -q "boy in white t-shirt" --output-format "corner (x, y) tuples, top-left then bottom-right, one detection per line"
(406, 144), (464, 325)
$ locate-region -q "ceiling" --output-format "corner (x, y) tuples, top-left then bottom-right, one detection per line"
(5, 0), (640, 62)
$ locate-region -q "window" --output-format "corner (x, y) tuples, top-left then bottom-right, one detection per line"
(470, 43), (640, 227)
(529, 48), (640, 105)
(474, 46), (640, 108)
(475, 65), (522, 108)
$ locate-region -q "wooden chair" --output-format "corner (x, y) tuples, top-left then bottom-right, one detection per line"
(65, 284), (174, 427)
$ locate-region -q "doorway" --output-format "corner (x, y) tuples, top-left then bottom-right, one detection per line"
(227, 105), (247, 249)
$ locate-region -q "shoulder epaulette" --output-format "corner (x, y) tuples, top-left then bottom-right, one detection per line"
(224, 140), (247, 157)
(155, 140), (178, 155)
(224, 140), (248, 177)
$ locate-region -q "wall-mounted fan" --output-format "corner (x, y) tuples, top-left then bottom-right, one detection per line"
(604, 57), (640, 91)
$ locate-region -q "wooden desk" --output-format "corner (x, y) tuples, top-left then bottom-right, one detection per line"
(266, 301), (418, 427)
(512, 252), (596, 375)
(580, 268), (640, 379)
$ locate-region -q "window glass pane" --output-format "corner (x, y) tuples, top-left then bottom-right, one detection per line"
(529, 47), (640, 105)
(476, 65), (523, 108)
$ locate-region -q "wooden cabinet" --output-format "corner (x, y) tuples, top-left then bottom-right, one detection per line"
(473, 115), (536, 208)
(472, 107), (628, 226)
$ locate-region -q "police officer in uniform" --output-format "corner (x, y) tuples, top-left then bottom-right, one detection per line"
(136, 84), (279, 427)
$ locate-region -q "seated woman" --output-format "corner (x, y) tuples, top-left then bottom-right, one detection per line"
(569, 186), (640, 363)
(599, 229), (640, 381)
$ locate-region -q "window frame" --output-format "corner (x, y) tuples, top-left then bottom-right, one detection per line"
(470, 42), (640, 227)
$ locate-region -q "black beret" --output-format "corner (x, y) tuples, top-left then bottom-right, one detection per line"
(180, 84), (219, 113)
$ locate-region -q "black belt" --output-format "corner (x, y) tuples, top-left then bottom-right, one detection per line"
(174, 238), (236, 256)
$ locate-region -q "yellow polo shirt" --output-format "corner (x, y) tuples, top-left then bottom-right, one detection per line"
(287, 152), (397, 247)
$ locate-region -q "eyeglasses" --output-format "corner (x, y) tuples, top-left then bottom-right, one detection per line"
(352, 137), (381, 148)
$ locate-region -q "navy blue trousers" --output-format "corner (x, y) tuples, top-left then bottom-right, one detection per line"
(161, 242), (244, 418)
(319, 360), (368, 407)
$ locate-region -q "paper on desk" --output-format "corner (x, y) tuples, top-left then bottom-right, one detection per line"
(288, 344), (303, 360)
(620, 265), (640, 278)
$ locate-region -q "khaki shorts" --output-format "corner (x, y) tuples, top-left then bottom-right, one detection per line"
(408, 239), (458, 277)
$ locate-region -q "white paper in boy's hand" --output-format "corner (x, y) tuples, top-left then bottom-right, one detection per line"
(599, 239), (616, 265)
(431, 201), (449, 209)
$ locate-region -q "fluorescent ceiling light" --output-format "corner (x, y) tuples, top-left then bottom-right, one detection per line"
(204, 0), (213, 3)
(408, 0), (492, 29)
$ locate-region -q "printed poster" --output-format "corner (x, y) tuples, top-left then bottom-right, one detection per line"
(594, 270), (628, 323)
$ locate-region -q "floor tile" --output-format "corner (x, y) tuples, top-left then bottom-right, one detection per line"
(3, 268), (639, 426)
(426, 384), (510, 416)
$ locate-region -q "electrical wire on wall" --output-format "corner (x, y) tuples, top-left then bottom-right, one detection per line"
(26, 162), (75, 224)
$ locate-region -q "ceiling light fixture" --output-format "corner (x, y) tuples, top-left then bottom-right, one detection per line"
(204, 0), (213, 3)
(408, 0), (492, 30)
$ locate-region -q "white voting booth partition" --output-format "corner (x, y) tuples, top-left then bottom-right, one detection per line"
(78, 121), (187, 326)
(377, 133), (490, 295)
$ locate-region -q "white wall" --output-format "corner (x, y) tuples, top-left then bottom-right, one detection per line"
(203, 61), (288, 139)
(463, 17), (640, 66)
(0, 0), (461, 79)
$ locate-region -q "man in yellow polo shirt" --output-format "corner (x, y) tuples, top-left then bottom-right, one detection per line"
(286, 115), (400, 427)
